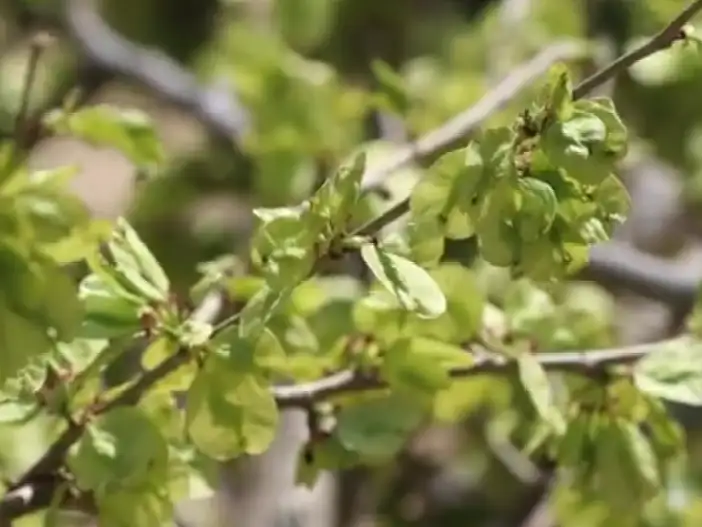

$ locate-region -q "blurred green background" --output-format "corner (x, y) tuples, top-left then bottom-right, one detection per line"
(5, 0), (702, 525)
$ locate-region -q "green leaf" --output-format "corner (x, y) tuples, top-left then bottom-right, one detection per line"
(105, 227), (168, 304)
(336, 393), (426, 462)
(504, 279), (556, 339)
(296, 435), (359, 489)
(44, 219), (114, 264)
(238, 285), (293, 342)
(44, 105), (164, 174)
(574, 97), (628, 157)
(113, 218), (170, 297)
(591, 174), (630, 228)
(141, 337), (195, 393)
(633, 337), (702, 406)
(411, 264), (485, 343)
(78, 274), (143, 339)
(433, 377), (507, 423)
(541, 112), (612, 186)
(309, 151), (366, 236)
(186, 355), (278, 460)
(251, 206), (317, 288)
(517, 353), (565, 434)
(352, 288), (406, 346)
(409, 143), (484, 239)
(644, 396), (685, 461)
(542, 64), (573, 119)
(0, 297), (53, 382)
(360, 243), (446, 319)
(96, 484), (172, 527)
(476, 181), (520, 267)
(595, 417), (660, 510)
(69, 407), (169, 492)
(0, 240), (82, 344)
(562, 113), (607, 145)
(407, 217), (444, 268)
(382, 337), (472, 397)
(557, 413), (590, 467)
(515, 178), (557, 241)
(0, 388), (40, 424)
(212, 325), (288, 375)
(18, 259), (83, 342)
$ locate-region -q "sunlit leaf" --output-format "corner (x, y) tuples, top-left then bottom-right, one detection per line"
(634, 337), (702, 406)
(186, 355), (278, 460)
(517, 352), (565, 434)
(44, 105), (164, 174)
(69, 407), (169, 492)
(360, 243), (446, 319)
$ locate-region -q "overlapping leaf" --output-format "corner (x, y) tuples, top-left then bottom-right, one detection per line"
(185, 354), (278, 460)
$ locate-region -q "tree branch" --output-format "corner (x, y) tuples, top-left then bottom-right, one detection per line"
(352, 0), (702, 306)
(357, 0), (702, 235)
(272, 336), (682, 408)
(63, 0), (250, 148)
(572, 0), (702, 98)
(0, 292), (225, 523)
(56, 0), (702, 307)
(3, 1), (702, 522)
(355, 41), (587, 202)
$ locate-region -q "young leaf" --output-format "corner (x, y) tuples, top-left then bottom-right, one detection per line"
(69, 407), (169, 492)
(412, 264), (485, 344)
(141, 337), (195, 393)
(44, 105), (164, 174)
(517, 353), (566, 434)
(407, 217), (444, 268)
(382, 337), (471, 397)
(97, 484), (172, 527)
(309, 151), (366, 237)
(114, 218), (170, 297)
(542, 64), (573, 119)
(573, 97), (628, 157)
(106, 230), (168, 304)
(409, 144), (484, 239)
(0, 390), (40, 425)
(634, 337), (702, 406)
(78, 274), (143, 339)
(0, 299), (53, 383)
(185, 355), (278, 461)
(238, 285), (292, 342)
(594, 418), (660, 511)
(644, 396), (685, 461)
(360, 243), (446, 319)
(515, 178), (557, 241)
(251, 206), (317, 289)
(557, 413), (590, 467)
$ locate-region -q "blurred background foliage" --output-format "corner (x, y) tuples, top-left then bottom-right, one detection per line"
(3, 0), (702, 526)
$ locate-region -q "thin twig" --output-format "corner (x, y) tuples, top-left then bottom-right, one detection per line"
(0, 292), (225, 523)
(572, 0), (702, 98)
(355, 0), (702, 237)
(64, 0), (250, 148)
(272, 336), (683, 408)
(351, 41), (586, 237)
(356, 41), (586, 198)
(3, 1), (702, 522)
